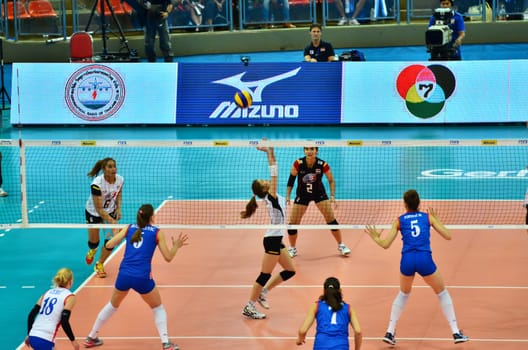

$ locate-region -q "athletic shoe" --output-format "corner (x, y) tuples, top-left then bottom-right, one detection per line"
(349, 18), (360, 25)
(94, 261), (106, 278)
(287, 247), (298, 258)
(453, 331), (469, 344)
(83, 336), (103, 348)
(162, 342), (179, 350)
(337, 17), (347, 25)
(338, 243), (351, 256)
(257, 292), (270, 309)
(382, 332), (396, 346)
(242, 304), (266, 319)
(85, 249), (96, 265)
(0, 188), (8, 197)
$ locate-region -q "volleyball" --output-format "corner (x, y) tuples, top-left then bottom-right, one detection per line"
(234, 90), (252, 108)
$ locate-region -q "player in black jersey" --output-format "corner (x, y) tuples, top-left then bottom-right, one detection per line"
(285, 147), (351, 257)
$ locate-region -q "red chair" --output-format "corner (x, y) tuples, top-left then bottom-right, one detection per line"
(121, 1), (133, 15)
(95, 0), (126, 16)
(69, 31), (95, 62)
(27, 0), (58, 18)
(5, 1), (31, 20)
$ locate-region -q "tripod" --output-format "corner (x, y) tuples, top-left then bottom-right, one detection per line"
(84, 0), (138, 61)
(0, 39), (10, 111)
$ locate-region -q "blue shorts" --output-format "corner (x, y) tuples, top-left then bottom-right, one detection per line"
(28, 336), (54, 350)
(115, 273), (155, 294)
(400, 251), (437, 277)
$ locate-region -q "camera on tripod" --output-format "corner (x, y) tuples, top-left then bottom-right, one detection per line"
(425, 8), (454, 60)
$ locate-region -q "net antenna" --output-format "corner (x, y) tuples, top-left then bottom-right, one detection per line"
(84, 0), (138, 61)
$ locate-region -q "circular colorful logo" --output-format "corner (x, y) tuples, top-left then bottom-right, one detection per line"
(396, 64), (455, 119)
(65, 65), (126, 122)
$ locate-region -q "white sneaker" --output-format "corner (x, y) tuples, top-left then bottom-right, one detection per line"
(338, 243), (351, 256)
(257, 292), (269, 309)
(287, 247), (298, 258)
(348, 18), (360, 25)
(242, 304), (266, 319)
(0, 188), (7, 197)
(337, 17), (347, 26)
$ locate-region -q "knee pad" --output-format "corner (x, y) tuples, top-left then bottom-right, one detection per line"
(287, 229), (298, 236)
(103, 239), (114, 251)
(256, 272), (271, 287)
(88, 241), (99, 250)
(328, 219), (339, 232)
(280, 270), (296, 281)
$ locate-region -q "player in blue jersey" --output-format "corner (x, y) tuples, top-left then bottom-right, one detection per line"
(241, 144), (296, 320)
(365, 189), (469, 345)
(83, 204), (189, 350)
(26, 268), (80, 350)
(297, 277), (362, 350)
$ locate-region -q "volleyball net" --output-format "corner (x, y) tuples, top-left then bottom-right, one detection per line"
(0, 139), (526, 230)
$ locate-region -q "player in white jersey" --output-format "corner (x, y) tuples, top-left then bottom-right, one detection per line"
(26, 268), (80, 350)
(84, 158), (124, 278)
(240, 144), (296, 320)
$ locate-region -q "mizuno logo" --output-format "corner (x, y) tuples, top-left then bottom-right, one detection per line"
(210, 68), (302, 119)
(212, 67), (301, 102)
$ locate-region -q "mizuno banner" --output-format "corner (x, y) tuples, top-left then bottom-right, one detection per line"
(175, 63), (342, 125)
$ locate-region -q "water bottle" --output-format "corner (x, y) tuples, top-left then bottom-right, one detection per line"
(498, 3), (507, 21)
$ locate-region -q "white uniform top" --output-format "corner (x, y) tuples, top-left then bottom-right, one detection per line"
(264, 193), (287, 238)
(85, 174), (124, 217)
(29, 287), (74, 342)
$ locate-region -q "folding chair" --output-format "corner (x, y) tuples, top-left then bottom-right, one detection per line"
(69, 31), (95, 62)
(27, 0), (58, 18)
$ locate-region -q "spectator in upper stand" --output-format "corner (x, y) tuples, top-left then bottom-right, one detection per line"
(348, 0), (367, 25)
(262, 0), (296, 28)
(333, 0), (348, 25)
(304, 23), (336, 62)
(144, 0), (174, 62)
(428, 0), (465, 60)
(204, 0), (226, 31)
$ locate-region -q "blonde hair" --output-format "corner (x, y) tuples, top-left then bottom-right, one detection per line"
(53, 268), (73, 288)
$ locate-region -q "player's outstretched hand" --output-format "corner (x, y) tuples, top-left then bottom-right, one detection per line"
(172, 233), (189, 249)
(364, 225), (381, 239)
(427, 207), (438, 219)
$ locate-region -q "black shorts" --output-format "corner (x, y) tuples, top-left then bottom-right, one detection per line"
(294, 193), (329, 206)
(263, 236), (285, 255)
(85, 210), (117, 224)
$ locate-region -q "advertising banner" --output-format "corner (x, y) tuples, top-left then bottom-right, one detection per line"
(175, 63), (342, 125)
(341, 60), (528, 123)
(11, 63), (177, 125)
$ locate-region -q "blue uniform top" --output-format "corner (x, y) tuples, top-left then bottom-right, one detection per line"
(399, 211), (432, 253)
(119, 224), (160, 278)
(314, 300), (350, 350)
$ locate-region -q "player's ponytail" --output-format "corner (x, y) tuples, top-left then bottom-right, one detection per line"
(240, 196), (258, 219)
(87, 157), (116, 177)
(131, 204), (154, 243)
(320, 276), (343, 311)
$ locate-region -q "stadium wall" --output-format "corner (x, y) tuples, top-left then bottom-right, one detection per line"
(3, 21), (528, 63)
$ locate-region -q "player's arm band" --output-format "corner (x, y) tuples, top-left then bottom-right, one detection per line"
(269, 165), (278, 177)
(287, 174), (296, 187)
(27, 304), (40, 334)
(60, 310), (76, 341)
